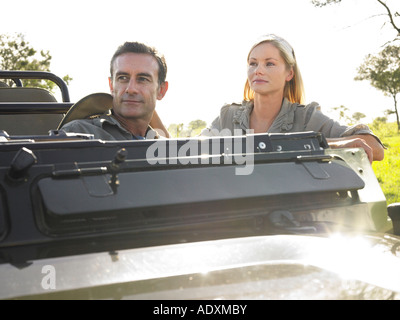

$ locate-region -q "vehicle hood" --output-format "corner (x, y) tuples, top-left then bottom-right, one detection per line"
(2, 233), (400, 300)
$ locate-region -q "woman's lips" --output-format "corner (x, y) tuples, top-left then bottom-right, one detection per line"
(252, 79), (268, 84)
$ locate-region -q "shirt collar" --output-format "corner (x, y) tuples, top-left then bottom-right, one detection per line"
(96, 111), (159, 139)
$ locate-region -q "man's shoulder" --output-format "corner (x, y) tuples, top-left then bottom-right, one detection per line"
(62, 113), (114, 129)
(61, 118), (99, 131)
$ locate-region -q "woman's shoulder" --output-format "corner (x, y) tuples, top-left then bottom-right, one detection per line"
(220, 101), (247, 112)
(280, 98), (320, 112)
(220, 101), (252, 122)
(290, 101), (322, 121)
(290, 100), (321, 111)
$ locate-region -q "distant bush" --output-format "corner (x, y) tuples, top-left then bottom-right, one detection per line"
(371, 122), (400, 205)
(370, 118), (398, 141)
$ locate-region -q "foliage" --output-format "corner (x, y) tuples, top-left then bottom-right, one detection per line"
(311, 0), (400, 42)
(168, 120), (207, 138)
(168, 123), (185, 138)
(311, 0), (341, 7)
(355, 45), (400, 94)
(355, 45), (400, 130)
(312, 0), (400, 130)
(352, 112), (367, 122)
(372, 127), (400, 205)
(187, 119), (207, 136)
(0, 33), (72, 93)
(330, 105), (366, 125)
(370, 120), (399, 204)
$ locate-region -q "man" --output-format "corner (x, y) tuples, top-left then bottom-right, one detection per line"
(61, 42), (169, 140)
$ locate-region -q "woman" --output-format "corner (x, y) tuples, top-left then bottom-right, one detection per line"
(202, 34), (384, 162)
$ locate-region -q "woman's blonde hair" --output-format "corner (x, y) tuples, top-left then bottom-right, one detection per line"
(244, 34), (305, 104)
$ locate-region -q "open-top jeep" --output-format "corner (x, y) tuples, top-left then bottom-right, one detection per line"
(0, 70), (400, 300)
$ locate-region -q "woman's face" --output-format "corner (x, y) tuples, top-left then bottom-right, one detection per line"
(247, 42), (293, 97)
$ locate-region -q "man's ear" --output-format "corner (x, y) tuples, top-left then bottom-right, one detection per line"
(108, 77), (114, 95)
(157, 81), (169, 100)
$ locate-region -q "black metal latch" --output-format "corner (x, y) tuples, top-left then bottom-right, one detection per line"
(7, 147), (37, 182)
(108, 148), (128, 192)
(51, 148), (128, 196)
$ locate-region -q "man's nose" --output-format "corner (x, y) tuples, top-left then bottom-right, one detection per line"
(125, 79), (139, 94)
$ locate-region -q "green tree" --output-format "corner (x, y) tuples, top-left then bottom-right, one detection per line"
(168, 120), (207, 138)
(331, 105), (352, 125)
(330, 106), (366, 125)
(352, 111), (366, 123)
(371, 116), (387, 132)
(187, 119), (207, 137)
(0, 33), (72, 92)
(168, 123), (185, 138)
(355, 45), (400, 130)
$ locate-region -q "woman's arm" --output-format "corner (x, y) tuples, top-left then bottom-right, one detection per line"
(304, 104), (384, 163)
(326, 134), (385, 163)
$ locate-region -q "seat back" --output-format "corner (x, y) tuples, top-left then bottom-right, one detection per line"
(0, 87), (63, 135)
(0, 87), (57, 102)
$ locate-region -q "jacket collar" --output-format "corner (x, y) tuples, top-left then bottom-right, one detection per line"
(233, 98), (297, 132)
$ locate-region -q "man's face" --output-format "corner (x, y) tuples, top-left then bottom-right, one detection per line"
(109, 52), (167, 122)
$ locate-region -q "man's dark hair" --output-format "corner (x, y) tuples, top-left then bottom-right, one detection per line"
(110, 42), (167, 85)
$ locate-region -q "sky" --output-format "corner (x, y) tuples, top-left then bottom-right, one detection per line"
(1, 0), (399, 128)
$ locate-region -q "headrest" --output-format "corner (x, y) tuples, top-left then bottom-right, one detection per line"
(0, 87), (57, 102)
(58, 93), (113, 129)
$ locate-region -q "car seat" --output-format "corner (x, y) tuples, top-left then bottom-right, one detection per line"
(0, 86), (63, 135)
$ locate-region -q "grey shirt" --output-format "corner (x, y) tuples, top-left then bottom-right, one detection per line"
(202, 98), (378, 139)
(61, 112), (159, 140)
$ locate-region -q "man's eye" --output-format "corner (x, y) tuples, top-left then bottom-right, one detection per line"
(117, 76), (129, 81)
(138, 77), (151, 82)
